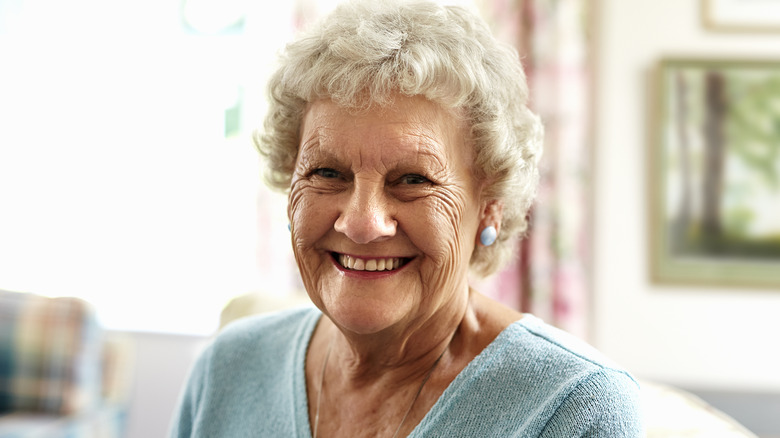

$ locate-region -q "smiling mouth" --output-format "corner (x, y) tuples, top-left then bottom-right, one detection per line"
(333, 253), (411, 272)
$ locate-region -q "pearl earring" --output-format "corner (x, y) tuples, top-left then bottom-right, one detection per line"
(480, 226), (497, 246)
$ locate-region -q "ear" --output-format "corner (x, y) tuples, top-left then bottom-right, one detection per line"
(477, 199), (504, 246)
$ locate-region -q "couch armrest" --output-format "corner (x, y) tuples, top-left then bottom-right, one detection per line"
(641, 380), (758, 437)
(0, 290), (103, 415)
(101, 332), (135, 405)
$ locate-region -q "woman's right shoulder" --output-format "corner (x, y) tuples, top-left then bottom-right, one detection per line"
(210, 305), (320, 359)
(170, 306), (320, 436)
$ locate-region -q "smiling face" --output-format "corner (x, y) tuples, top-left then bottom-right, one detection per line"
(288, 95), (487, 336)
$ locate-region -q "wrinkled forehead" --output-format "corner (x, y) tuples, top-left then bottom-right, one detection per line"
(297, 96), (472, 169)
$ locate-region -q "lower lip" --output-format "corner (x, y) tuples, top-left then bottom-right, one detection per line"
(330, 254), (410, 279)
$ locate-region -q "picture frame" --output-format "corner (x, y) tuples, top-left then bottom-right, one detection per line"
(650, 58), (780, 289)
(702, 0), (780, 32)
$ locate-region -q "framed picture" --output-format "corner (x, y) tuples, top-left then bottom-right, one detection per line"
(650, 58), (780, 288)
(702, 0), (780, 32)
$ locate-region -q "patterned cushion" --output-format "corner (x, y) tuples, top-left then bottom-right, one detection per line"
(0, 290), (102, 415)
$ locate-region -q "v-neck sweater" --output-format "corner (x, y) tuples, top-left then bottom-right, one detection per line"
(169, 307), (643, 437)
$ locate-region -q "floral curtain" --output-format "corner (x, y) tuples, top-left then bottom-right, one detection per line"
(474, 0), (591, 339)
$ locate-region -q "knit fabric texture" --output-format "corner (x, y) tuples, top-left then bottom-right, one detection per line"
(170, 307), (643, 437)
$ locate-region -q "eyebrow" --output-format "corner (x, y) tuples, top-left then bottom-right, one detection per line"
(295, 142), (344, 172)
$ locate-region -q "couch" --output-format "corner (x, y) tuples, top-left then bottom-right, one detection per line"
(0, 290), (133, 438)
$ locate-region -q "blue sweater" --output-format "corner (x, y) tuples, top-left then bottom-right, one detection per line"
(170, 307), (643, 437)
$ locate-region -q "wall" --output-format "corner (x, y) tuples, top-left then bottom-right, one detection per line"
(0, 0), (274, 336)
(122, 332), (210, 438)
(592, 0), (780, 392)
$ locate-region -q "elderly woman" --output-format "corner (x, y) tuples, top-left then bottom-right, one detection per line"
(170, 1), (642, 437)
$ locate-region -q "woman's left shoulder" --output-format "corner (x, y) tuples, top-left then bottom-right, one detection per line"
(415, 307), (644, 436)
(508, 315), (631, 374)
(484, 314), (642, 403)
(470, 294), (637, 385)
(490, 316), (643, 435)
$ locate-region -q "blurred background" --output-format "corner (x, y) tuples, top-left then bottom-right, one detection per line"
(1, 0), (779, 436)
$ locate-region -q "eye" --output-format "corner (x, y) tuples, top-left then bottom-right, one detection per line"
(312, 168), (341, 179)
(399, 174), (430, 185)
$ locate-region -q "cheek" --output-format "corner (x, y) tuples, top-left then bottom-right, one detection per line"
(287, 186), (310, 233)
(287, 186), (335, 303)
(413, 188), (476, 266)
(287, 185), (332, 253)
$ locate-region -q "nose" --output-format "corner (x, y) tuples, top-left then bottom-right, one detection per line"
(334, 182), (397, 244)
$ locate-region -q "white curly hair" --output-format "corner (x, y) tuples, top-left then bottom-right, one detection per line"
(255, 0), (543, 276)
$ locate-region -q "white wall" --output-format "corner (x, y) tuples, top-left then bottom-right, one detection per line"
(122, 331), (210, 438)
(592, 0), (780, 392)
(0, 0), (275, 336)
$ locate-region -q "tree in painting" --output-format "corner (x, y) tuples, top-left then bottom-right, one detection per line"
(667, 62), (780, 260)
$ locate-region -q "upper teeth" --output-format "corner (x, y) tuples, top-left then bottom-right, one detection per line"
(339, 254), (402, 271)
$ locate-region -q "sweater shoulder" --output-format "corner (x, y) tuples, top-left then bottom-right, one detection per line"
(452, 314), (640, 409)
(509, 315), (635, 380)
(413, 315), (642, 436)
(216, 306), (319, 344)
(208, 306), (320, 365)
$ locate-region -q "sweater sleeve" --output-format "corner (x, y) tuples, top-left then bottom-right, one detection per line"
(540, 369), (644, 437)
(167, 344), (213, 438)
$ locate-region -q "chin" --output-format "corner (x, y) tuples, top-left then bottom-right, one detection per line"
(322, 294), (414, 336)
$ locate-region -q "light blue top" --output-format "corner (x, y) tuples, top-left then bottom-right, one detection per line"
(170, 307), (643, 437)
